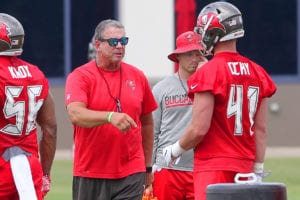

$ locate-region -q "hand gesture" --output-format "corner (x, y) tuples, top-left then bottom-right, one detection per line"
(108, 112), (137, 133)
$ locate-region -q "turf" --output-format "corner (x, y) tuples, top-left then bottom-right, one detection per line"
(45, 160), (72, 200)
(264, 157), (300, 200)
(45, 157), (299, 200)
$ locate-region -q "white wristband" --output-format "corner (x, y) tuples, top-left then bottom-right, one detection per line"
(171, 141), (186, 158)
(254, 162), (264, 173)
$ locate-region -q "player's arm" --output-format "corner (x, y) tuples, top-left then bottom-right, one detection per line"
(179, 91), (214, 150)
(162, 91), (214, 164)
(254, 98), (268, 163)
(36, 92), (57, 176)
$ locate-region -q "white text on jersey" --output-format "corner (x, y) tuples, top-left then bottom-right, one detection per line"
(227, 62), (250, 76)
(8, 65), (32, 79)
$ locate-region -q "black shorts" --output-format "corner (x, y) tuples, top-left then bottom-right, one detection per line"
(73, 172), (145, 200)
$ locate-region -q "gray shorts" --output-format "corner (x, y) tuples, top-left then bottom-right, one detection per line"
(73, 172), (145, 200)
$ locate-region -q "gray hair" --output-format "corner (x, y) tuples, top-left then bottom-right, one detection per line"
(93, 19), (124, 40)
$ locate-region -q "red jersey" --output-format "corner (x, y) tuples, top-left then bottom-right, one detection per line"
(0, 57), (49, 166)
(65, 61), (157, 179)
(187, 52), (276, 172)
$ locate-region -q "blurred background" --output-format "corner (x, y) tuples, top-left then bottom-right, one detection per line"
(1, 0), (299, 154)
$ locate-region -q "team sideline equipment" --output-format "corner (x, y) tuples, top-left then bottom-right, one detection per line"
(206, 172), (286, 200)
(206, 183), (286, 200)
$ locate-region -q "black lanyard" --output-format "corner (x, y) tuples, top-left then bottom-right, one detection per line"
(97, 65), (122, 112)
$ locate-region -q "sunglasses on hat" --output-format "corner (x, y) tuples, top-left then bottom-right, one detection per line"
(99, 37), (129, 47)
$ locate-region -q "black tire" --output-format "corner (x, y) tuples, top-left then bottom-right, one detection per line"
(206, 183), (287, 200)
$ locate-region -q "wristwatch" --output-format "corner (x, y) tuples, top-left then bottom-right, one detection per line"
(146, 166), (152, 173)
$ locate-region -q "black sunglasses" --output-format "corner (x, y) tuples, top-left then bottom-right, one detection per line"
(99, 37), (129, 47)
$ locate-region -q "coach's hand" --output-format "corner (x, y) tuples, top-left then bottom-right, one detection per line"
(108, 112), (137, 133)
(41, 175), (51, 197)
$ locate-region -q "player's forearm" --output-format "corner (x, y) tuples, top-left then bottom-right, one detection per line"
(40, 126), (57, 175)
(180, 125), (205, 150)
(255, 129), (267, 163)
(179, 92), (214, 150)
(254, 99), (268, 163)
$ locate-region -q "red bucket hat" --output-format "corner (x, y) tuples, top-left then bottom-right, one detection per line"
(168, 31), (204, 63)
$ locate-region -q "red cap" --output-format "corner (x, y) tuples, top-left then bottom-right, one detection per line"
(168, 31), (203, 63)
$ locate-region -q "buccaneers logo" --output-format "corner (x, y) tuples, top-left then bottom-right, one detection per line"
(196, 12), (225, 32)
(0, 22), (11, 52)
(186, 33), (193, 41)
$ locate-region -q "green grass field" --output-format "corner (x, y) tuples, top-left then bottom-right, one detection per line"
(45, 160), (72, 200)
(45, 157), (300, 200)
(264, 157), (300, 200)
